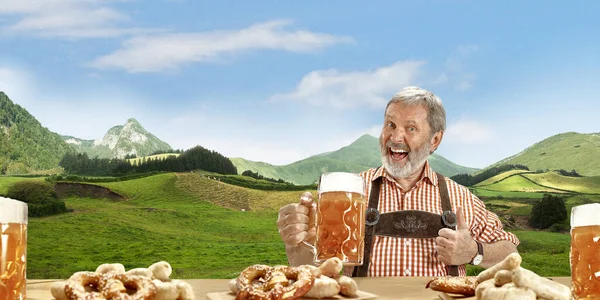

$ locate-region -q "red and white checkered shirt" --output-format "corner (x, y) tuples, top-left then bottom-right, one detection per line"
(356, 161), (520, 277)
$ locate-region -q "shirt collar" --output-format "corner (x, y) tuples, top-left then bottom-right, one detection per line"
(375, 160), (438, 186)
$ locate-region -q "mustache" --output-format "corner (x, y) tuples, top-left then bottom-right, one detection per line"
(385, 141), (411, 152)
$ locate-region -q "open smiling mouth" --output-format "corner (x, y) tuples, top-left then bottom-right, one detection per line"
(389, 148), (409, 161)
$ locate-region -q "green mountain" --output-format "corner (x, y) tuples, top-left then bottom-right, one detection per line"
(63, 118), (172, 159)
(231, 134), (480, 185)
(487, 132), (600, 176)
(0, 92), (73, 174)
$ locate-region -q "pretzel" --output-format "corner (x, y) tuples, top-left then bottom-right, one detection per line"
(425, 276), (477, 296)
(269, 266), (315, 299)
(235, 265), (315, 300)
(64, 271), (105, 300)
(99, 272), (157, 300)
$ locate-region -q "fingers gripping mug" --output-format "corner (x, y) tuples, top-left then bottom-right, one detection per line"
(0, 197), (28, 300)
(302, 172), (366, 266)
(570, 203), (600, 299)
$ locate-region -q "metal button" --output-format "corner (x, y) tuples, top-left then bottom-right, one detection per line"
(365, 208), (380, 226)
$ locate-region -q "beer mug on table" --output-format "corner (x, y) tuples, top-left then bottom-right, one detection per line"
(570, 203), (600, 299)
(302, 172), (366, 266)
(0, 197), (28, 300)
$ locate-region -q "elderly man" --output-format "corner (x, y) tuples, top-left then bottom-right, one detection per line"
(276, 86), (519, 277)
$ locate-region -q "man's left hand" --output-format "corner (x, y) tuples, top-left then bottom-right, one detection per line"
(435, 206), (478, 265)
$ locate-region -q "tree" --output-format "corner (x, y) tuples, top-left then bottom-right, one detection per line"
(529, 194), (568, 229)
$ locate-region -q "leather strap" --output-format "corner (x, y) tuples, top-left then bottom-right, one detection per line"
(353, 170), (459, 277)
(437, 173), (459, 276)
(353, 176), (382, 277)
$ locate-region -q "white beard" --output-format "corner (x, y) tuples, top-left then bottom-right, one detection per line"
(381, 142), (431, 179)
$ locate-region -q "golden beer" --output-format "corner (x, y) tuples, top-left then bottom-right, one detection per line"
(570, 203), (600, 299)
(571, 225), (600, 299)
(0, 223), (27, 300)
(316, 191), (365, 265)
(0, 198), (28, 300)
(314, 172), (366, 266)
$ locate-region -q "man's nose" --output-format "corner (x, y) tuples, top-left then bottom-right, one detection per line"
(390, 128), (406, 143)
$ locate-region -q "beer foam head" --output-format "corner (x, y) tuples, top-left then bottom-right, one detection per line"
(571, 203), (600, 227)
(318, 172), (365, 195)
(0, 197), (28, 224)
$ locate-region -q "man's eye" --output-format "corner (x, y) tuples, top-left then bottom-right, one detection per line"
(387, 122), (395, 129)
(408, 127), (416, 132)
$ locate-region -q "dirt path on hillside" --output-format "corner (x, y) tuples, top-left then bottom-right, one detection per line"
(54, 182), (126, 201)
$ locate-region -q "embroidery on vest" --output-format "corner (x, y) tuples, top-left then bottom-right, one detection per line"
(394, 215), (428, 233)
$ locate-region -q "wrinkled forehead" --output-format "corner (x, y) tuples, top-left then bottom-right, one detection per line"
(384, 102), (430, 121)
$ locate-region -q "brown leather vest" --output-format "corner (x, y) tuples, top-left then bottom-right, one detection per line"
(352, 172), (459, 277)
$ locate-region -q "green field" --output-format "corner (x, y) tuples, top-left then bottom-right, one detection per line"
(471, 188), (545, 199)
(482, 174), (567, 193)
(523, 172), (600, 194)
(24, 173), (296, 279)
(2, 170), (596, 279)
(475, 169), (532, 187)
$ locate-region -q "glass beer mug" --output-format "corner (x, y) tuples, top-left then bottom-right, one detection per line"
(0, 197), (28, 300)
(302, 172), (366, 266)
(570, 203), (600, 299)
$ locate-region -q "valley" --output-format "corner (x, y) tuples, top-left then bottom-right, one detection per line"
(2, 168), (599, 279)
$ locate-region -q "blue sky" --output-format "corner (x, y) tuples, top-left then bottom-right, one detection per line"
(0, 0), (598, 169)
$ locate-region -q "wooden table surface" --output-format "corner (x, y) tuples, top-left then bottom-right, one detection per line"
(26, 277), (572, 300)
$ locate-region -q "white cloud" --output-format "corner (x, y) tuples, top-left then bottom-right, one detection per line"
(88, 20), (355, 73)
(444, 44), (478, 91)
(269, 60), (426, 109)
(0, 0), (153, 38)
(444, 118), (493, 144)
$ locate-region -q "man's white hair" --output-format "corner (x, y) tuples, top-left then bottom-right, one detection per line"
(385, 86), (446, 135)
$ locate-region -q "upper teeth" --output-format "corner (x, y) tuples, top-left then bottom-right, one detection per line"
(391, 149), (407, 153)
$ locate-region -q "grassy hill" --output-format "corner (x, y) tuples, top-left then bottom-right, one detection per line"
(522, 172), (600, 194)
(487, 132), (600, 176)
(232, 134), (479, 185)
(475, 170), (600, 195)
(20, 173), (303, 279)
(475, 169), (532, 187)
(478, 174), (568, 193)
(0, 92), (73, 174)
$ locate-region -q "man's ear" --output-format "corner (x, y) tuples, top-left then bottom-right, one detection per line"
(429, 130), (444, 154)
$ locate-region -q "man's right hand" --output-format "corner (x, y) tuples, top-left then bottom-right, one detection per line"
(276, 192), (317, 246)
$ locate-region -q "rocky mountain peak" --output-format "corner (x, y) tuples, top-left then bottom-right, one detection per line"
(67, 118), (173, 159)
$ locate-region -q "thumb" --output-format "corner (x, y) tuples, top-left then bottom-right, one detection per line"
(456, 206), (468, 230)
